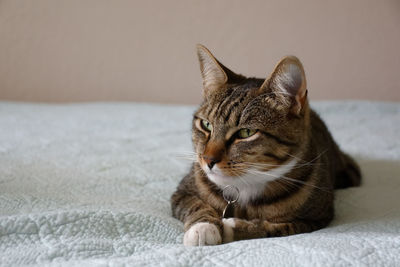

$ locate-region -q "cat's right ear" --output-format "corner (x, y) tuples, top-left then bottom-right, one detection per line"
(196, 44), (227, 94)
(196, 44), (244, 96)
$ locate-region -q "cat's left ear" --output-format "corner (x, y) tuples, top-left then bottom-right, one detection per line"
(260, 56), (308, 115)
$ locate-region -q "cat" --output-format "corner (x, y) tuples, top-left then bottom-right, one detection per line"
(171, 44), (361, 246)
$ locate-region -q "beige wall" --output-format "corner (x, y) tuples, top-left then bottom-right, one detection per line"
(0, 0), (399, 104)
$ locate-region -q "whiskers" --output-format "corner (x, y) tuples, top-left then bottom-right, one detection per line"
(247, 149), (326, 169)
(221, 166), (251, 186)
(246, 168), (332, 193)
(285, 149), (328, 168)
(234, 150), (331, 193)
(173, 151), (199, 162)
(172, 150), (331, 193)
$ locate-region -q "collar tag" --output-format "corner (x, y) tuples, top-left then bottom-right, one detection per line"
(222, 185), (240, 219)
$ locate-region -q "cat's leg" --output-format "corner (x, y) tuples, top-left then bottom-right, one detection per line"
(171, 191), (222, 246)
(222, 218), (330, 243)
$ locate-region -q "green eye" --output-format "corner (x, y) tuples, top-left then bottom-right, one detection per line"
(201, 120), (213, 132)
(238, 128), (257, 139)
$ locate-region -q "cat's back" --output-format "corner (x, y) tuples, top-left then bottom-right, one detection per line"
(309, 107), (361, 188)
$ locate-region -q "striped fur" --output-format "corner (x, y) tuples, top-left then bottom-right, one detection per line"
(171, 45), (361, 246)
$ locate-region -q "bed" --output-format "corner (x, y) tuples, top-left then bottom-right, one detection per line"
(1, 101), (399, 266)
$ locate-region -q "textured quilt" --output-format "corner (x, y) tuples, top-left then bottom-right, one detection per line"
(0, 101), (399, 266)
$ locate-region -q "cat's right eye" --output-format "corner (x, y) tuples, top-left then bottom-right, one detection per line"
(237, 128), (257, 139)
(201, 119), (213, 132)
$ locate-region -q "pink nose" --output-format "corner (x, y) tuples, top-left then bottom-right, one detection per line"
(203, 156), (220, 170)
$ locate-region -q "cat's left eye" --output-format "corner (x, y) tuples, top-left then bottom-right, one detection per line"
(201, 119), (213, 132)
(237, 128), (257, 139)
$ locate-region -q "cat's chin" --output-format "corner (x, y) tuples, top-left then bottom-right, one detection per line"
(207, 172), (235, 187)
(203, 166), (240, 188)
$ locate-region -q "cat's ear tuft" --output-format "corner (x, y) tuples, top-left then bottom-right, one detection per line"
(196, 44), (228, 94)
(261, 56), (307, 115)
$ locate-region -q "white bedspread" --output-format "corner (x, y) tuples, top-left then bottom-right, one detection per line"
(0, 101), (399, 266)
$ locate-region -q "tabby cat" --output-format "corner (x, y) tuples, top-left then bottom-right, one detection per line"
(171, 44), (361, 246)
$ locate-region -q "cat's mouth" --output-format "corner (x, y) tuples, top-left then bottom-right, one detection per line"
(202, 158), (299, 189)
(202, 165), (239, 187)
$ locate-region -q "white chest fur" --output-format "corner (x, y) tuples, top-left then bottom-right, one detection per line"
(205, 158), (298, 206)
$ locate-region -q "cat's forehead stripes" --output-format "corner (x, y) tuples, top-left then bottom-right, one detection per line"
(218, 89), (251, 125)
(220, 81), (263, 116)
(202, 86), (257, 128)
(214, 88), (242, 118)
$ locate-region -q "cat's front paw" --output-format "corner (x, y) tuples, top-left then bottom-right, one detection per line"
(183, 222), (222, 246)
(222, 218), (236, 243)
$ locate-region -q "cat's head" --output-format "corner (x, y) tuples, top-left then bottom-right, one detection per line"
(192, 45), (310, 189)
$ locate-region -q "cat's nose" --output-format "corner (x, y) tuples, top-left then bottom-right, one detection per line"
(203, 156), (220, 170)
